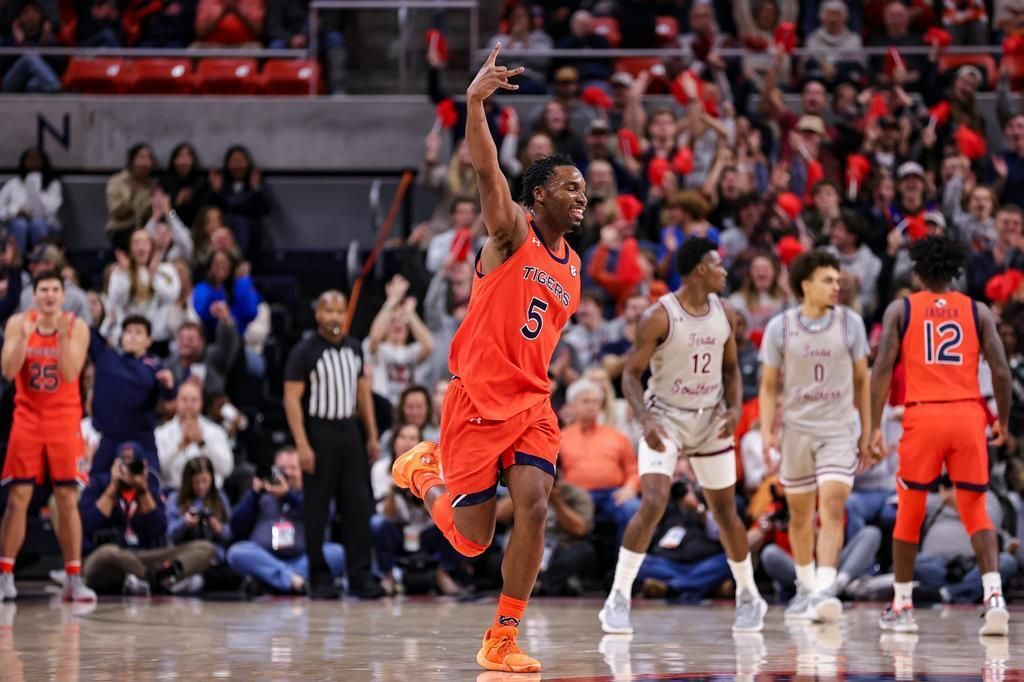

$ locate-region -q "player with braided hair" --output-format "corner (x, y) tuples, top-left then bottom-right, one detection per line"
(871, 235), (1012, 636)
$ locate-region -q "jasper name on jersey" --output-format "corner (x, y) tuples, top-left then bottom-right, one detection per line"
(522, 266), (572, 308)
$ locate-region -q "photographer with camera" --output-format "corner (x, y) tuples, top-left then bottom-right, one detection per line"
(226, 447), (346, 595)
(632, 476), (733, 602)
(166, 456), (231, 547)
(80, 442), (217, 595)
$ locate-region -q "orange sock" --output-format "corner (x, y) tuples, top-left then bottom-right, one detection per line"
(493, 593), (528, 629)
(65, 561), (81, 576)
(0, 557), (13, 574)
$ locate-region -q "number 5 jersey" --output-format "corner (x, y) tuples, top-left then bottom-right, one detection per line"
(448, 213), (581, 421)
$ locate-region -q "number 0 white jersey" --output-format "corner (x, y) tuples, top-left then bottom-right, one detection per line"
(778, 306), (858, 437)
(644, 292), (731, 411)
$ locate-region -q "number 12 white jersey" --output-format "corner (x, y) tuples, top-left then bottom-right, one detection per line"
(644, 292), (731, 411)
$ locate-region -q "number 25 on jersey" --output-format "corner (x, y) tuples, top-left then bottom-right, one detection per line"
(923, 320), (963, 365)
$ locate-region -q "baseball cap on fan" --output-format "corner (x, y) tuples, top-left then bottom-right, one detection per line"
(610, 72), (633, 88)
(897, 161), (925, 180)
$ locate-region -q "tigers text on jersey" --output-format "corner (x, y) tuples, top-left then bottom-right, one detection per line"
(779, 306), (858, 436)
(900, 290), (981, 404)
(644, 292), (730, 411)
(448, 213), (582, 421)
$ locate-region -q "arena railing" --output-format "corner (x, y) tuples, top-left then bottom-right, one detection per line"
(476, 45), (1005, 59)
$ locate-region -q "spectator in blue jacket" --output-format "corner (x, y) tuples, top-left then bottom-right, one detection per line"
(166, 455), (231, 549)
(80, 441), (217, 595)
(226, 447), (346, 595)
(88, 314), (177, 477)
(192, 249), (261, 338)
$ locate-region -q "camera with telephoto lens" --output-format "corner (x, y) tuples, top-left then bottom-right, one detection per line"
(670, 477), (690, 500)
(127, 458), (145, 476)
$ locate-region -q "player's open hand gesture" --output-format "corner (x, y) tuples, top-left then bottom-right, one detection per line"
(21, 311), (37, 339)
(467, 43), (523, 103)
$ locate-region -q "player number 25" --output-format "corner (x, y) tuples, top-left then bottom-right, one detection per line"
(521, 297), (549, 340)
(28, 362), (59, 392)
(923, 320), (963, 365)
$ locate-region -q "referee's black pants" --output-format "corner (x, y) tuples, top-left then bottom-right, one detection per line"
(302, 417), (374, 583)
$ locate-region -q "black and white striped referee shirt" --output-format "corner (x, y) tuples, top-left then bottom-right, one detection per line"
(284, 333), (363, 420)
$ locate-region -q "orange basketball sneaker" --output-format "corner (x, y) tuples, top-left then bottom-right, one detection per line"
(391, 441), (441, 498)
(476, 625), (542, 673)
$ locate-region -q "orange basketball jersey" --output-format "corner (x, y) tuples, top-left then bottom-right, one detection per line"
(449, 213), (582, 420)
(14, 323), (83, 431)
(900, 290), (981, 404)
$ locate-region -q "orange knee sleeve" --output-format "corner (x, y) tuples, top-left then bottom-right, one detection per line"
(431, 492), (489, 558)
(893, 485), (928, 544)
(955, 487), (993, 537)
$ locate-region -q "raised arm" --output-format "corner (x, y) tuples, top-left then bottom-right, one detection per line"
(57, 316), (90, 382)
(870, 300), (904, 446)
(1, 314), (29, 381)
(466, 43), (528, 260)
(623, 303), (670, 452)
(978, 302), (1012, 444)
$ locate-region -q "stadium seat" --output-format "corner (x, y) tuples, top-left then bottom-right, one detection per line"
(62, 58), (131, 94)
(1004, 55), (1024, 91)
(132, 58), (194, 94)
(592, 17), (621, 49)
(261, 60), (322, 95)
(196, 58), (260, 95)
(938, 54), (997, 88)
(614, 57), (662, 77)
(655, 16), (679, 45)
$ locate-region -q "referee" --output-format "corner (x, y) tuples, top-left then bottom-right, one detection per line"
(283, 290), (384, 599)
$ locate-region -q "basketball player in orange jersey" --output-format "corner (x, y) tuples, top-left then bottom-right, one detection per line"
(0, 271), (94, 603)
(871, 236), (1010, 636)
(391, 43), (583, 674)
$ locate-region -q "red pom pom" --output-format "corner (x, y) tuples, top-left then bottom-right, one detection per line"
(618, 129), (640, 158)
(436, 99), (458, 129)
(581, 85), (613, 110)
(924, 27), (952, 48)
(776, 235), (806, 267)
(846, 154), (871, 184)
(647, 157), (672, 187)
(986, 269), (1024, 304)
(671, 147), (694, 176)
(955, 125), (987, 160)
(776, 192), (803, 220)
(498, 106), (514, 136)
(904, 215), (928, 241)
(928, 101), (951, 126)
(669, 69), (704, 106)
(616, 194), (644, 222)
(425, 29), (449, 64)
(774, 22), (797, 54)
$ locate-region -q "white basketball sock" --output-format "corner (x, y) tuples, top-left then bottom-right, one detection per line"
(815, 566), (838, 593)
(893, 581), (913, 609)
(795, 562), (816, 592)
(611, 547), (645, 599)
(728, 554), (760, 600)
(982, 572), (1003, 601)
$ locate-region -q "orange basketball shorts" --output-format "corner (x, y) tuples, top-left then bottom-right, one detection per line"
(439, 377), (559, 507)
(898, 400), (989, 492)
(1, 426), (84, 487)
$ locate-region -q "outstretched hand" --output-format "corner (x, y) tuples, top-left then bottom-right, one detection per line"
(467, 43), (523, 102)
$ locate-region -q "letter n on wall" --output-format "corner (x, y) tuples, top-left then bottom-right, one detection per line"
(37, 113), (70, 152)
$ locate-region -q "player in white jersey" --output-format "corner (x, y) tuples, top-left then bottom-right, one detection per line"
(600, 238), (767, 635)
(758, 249), (872, 623)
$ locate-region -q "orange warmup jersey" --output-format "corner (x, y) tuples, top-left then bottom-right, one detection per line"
(900, 290), (981, 404)
(14, 327), (82, 432)
(449, 214), (582, 420)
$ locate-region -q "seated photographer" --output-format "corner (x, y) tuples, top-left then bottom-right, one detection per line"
(80, 442), (218, 595)
(912, 481), (1020, 604)
(166, 456), (232, 548)
(369, 423), (465, 596)
(226, 447), (346, 596)
(156, 379), (234, 490)
(633, 477), (733, 602)
(492, 470), (596, 597)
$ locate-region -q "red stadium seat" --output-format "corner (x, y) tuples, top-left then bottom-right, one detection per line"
(62, 58), (131, 94)
(938, 54), (997, 87)
(195, 58), (260, 95)
(654, 16), (679, 45)
(592, 17), (621, 49)
(614, 57), (662, 77)
(260, 60), (322, 95)
(132, 58), (194, 94)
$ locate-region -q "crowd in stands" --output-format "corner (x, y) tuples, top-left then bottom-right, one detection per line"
(1, 0), (1024, 605)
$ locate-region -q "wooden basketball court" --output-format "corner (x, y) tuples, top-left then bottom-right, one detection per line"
(0, 585), (1020, 680)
